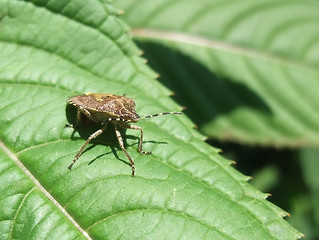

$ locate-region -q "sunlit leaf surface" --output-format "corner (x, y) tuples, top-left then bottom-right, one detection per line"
(0, 1), (302, 239)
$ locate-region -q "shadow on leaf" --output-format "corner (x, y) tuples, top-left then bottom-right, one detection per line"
(137, 41), (273, 129)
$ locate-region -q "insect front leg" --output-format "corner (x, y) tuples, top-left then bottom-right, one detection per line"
(75, 109), (83, 127)
(121, 123), (151, 155)
(114, 124), (135, 176)
(68, 123), (108, 170)
(66, 107), (91, 128)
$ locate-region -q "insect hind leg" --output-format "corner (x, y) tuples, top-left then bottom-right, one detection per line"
(121, 123), (152, 155)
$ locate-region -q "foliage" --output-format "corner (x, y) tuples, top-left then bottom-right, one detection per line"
(1, 0), (315, 239)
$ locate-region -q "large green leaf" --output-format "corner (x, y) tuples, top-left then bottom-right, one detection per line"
(114, 0), (319, 147)
(0, 0), (301, 239)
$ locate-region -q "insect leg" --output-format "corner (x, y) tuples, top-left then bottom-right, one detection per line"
(80, 107), (91, 118)
(65, 109), (81, 128)
(114, 124), (135, 176)
(68, 123), (108, 170)
(66, 108), (90, 128)
(121, 123), (151, 155)
(75, 109), (83, 127)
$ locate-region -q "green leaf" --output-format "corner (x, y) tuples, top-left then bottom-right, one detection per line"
(0, 143), (88, 240)
(0, 0), (301, 239)
(114, 0), (319, 147)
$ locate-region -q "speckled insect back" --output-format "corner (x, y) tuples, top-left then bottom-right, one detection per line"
(67, 93), (183, 176)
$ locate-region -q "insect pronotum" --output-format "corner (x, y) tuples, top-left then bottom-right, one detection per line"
(67, 93), (182, 176)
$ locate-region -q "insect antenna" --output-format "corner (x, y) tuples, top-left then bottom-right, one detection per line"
(135, 112), (183, 121)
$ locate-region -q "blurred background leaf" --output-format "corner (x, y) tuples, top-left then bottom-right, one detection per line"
(115, 0), (319, 147)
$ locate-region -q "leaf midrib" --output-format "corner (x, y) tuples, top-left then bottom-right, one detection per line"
(131, 28), (319, 74)
(0, 140), (92, 240)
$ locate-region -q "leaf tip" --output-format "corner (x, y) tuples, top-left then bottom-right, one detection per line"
(138, 50), (144, 56)
(280, 209), (291, 218)
(298, 233), (306, 239)
(230, 160), (237, 165)
(169, 91), (175, 96)
(264, 193), (272, 199)
(246, 176), (253, 181)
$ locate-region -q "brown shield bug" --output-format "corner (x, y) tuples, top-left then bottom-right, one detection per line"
(66, 93), (182, 176)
